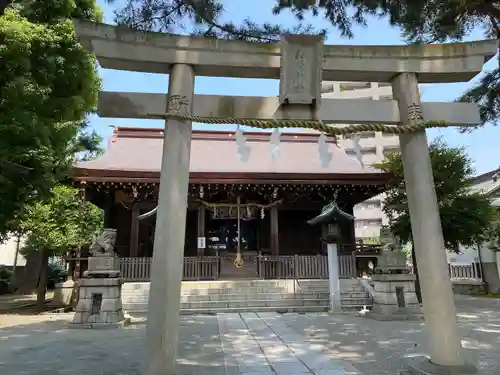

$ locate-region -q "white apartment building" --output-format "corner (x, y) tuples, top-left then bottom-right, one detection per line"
(322, 82), (401, 241)
(446, 168), (500, 265)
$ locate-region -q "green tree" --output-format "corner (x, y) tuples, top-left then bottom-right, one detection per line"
(20, 185), (103, 310)
(377, 139), (494, 249)
(105, 0), (325, 40)
(376, 139), (495, 300)
(104, 1), (500, 126)
(0, 1), (102, 241)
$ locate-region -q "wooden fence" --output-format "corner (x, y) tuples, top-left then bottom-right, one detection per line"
(119, 253), (356, 282)
(258, 254), (355, 279)
(183, 256), (219, 280)
(119, 256), (219, 282)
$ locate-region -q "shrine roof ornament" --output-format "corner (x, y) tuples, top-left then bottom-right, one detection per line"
(306, 201), (355, 226)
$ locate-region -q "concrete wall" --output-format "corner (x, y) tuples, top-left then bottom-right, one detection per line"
(451, 280), (486, 295)
(446, 245), (479, 264)
(0, 235), (26, 267)
(446, 244), (500, 294)
(449, 171), (500, 294)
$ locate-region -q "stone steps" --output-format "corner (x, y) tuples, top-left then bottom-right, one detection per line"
(121, 279), (373, 314)
(122, 297), (371, 312)
(124, 291), (330, 301)
(125, 305), (330, 315)
(123, 292), (369, 302)
(123, 298), (329, 311)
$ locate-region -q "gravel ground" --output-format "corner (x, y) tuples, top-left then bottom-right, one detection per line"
(0, 295), (498, 375)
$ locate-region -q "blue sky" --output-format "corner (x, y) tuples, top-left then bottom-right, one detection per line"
(91, 0), (499, 175)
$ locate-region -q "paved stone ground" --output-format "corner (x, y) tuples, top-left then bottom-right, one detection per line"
(0, 292), (54, 312)
(275, 295), (500, 375)
(0, 295), (499, 375)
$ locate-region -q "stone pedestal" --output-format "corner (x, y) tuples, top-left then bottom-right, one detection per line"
(72, 255), (124, 328)
(49, 280), (75, 307)
(368, 274), (422, 321)
(366, 226), (422, 320)
(406, 356), (478, 375)
(327, 243), (341, 312)
(85, 255), (120, 278)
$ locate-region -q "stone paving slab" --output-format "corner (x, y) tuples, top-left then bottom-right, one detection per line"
(219, 312), (361, 375)
(270, 296), (500, 375)
(0, 295), (499, 375)
(0, 313), (360, 375)
(0, 313), (358, 375)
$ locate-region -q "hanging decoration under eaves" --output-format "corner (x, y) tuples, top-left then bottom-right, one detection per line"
(351, 134), (365, 168)
(317, 133), (332, 168)
(269, 128), (281, 161)
(232, 125), (366, 169)
(201, 199), (282, 220)
(235, 125), (251, 162)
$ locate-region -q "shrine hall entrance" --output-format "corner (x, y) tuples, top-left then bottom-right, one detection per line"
(206, 213), (262, 279)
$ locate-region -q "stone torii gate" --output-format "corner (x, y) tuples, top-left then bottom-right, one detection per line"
(75, 21), (496, 375)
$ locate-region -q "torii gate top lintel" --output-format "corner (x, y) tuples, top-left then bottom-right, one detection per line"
(74, 20), (497, 84)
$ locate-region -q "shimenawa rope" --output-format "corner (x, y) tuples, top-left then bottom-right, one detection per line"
(149, 112), (452, 135)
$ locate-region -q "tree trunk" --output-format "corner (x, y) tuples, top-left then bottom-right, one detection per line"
(411, 239), (422, 303)
(71, 247), (82, 309)
(36, 250), (49, 312)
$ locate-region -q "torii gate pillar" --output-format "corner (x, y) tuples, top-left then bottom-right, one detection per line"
(144, 63), (194, 375)
(392, 73), (475, 374)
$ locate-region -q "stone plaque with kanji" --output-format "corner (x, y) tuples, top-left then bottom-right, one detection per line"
(279, 35), (323, 107)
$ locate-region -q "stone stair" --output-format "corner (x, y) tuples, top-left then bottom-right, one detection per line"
(121, 279), (372, 314)
(296, 279), (373, 312)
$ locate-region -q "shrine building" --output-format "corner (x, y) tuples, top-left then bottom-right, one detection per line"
(74, 126), (389, 280)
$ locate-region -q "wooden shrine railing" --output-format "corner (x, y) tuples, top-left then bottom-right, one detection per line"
(119, 256), (220, 282)
(119, 253), (357, 282)
(183, 256), (220, 280)
(257, 253), (356, 280)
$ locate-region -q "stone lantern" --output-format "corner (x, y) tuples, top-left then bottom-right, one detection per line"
(308, 201), (355, 312)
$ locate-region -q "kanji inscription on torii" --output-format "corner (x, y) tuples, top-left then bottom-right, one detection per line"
(279, 34), (323, 107)
(408, 103), (424, 122)
(168, 94), (190, 115)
